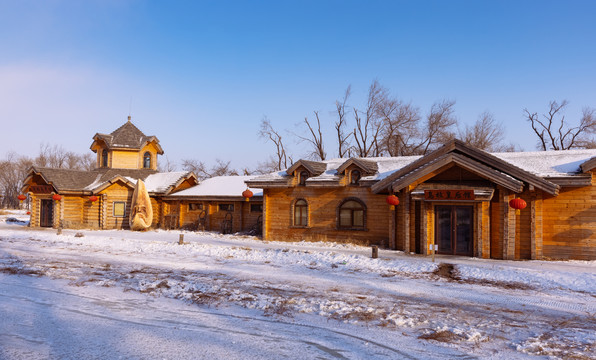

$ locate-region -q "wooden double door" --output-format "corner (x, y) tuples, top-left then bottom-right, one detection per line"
(40, 199), (54, 227)
(435, 205), (473, 256)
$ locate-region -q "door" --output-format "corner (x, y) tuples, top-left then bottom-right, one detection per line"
(40, 199), (54, 227)
(435, 205), (473, 256)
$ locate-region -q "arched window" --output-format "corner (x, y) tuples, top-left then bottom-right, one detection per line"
(350, 170), (361, 185)
(143, 152), (151, 169)
(338, 198), (366, 229)
(299, 171), (309, 186)
(293, 199), (308, 226)
(102, 150), (108, 168)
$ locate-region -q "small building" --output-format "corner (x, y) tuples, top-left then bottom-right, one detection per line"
(163, 176), (263, 234)
(247, 140), (596, 260)
(22, 117), (198, 230)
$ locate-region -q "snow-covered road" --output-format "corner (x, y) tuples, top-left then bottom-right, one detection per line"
(0, 213), (594, 359)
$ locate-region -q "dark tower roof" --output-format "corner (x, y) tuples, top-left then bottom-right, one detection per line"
(91, 117), (164, 154)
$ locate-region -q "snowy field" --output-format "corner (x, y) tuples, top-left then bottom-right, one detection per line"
(0, 210), (594, 360)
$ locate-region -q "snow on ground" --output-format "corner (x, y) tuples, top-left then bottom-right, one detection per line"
(0, 210), (594, 359)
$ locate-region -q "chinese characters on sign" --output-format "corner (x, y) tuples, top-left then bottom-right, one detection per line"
(29, 185), (53, 194)
(424, 190), (475, 201)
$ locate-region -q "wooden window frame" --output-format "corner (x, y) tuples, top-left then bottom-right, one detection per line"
(143, 152), (152, 169)
(102, 150), (109, 168)
(113, 201), (126, 218)
(218, 203), (234, 212)
(188, 203), (203, 211)
(337, 197), (367, 230)
(292, 199), (308, 227)
(299, 171), (309, 186)
(250, 203), (263, 213)
(350, 169), (361, 185)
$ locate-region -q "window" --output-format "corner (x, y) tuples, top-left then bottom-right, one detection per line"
(188, 203), (203, 211)
(250, 204), (263, 213)
(219, 204), (234, 212)
(350, 170), (361, 185)
(293, 199), (308, 226)
(113, 201), (126, 217)
(102, 150), (108, 168)
(338, 199), (365, 229)
(143, 152), (152, 169)
(299, 171), (309, 186)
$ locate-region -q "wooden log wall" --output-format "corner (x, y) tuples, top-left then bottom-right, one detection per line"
(99, 182), (133, 230)
(541, 179), (596, 260)
(264, 187), (390, 246)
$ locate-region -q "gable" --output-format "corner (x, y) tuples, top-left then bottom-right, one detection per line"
(372, 140), (559, 195)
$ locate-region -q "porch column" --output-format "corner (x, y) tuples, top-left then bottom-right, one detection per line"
(420, 201), (430, 255)
(502, 192), (516, 260)
(476, 201), (491, 258)
(530, 192), (543, 260)
(402, 189), (411, 253)
(101, 194), (107, 230)
(388, 206), (396, 249)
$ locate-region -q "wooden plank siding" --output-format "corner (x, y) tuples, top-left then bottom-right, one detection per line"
(264, 187), (390, 245)
(541, 175), (596, 260)
(99, 182), (133, 230)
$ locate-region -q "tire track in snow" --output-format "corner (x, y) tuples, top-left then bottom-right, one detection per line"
(1, 277), (470, 360)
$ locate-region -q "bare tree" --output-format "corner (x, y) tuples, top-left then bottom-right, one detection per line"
(378, 99), (421, 156)
(79, 153), (96, 171)
(334, 85), (352, 158)
(209, 159), (238, 177)
(296, 111), (326, 161)
(525, 100), (596, 150)
(259, 117), (290, 170)
(157, 156), (177, 172)
(0, 152), (33, 209)
(459, 111), (508, 151)
(181, 158), (209, 180)
(353, 80), (386, 157)
(418, 99), (457, 154)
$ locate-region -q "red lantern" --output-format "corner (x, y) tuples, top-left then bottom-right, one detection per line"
(52, 194), (62, 202)
(386, 195), (399, 210)
(17, 194), (26, 202)
(89, 195), (98, 202)
(509, 198), (526, 215)
(242, 189), (253, 202)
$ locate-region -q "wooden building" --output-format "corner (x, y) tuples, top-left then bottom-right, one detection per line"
(22, 117), (198, 230)
(247, 140), (596, 260)
(162, 176), (263, 234)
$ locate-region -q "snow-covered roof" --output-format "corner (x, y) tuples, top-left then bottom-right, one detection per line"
(248, 148), (596, 187)
(493, 148), (596, 177)
(144, 172), (191, 193)
(171, 176), (263, 198)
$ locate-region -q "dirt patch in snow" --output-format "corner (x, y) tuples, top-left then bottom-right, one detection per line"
(433, 262), (535, 291)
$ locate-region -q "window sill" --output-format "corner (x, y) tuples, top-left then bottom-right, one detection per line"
(289, 225), (309, 229)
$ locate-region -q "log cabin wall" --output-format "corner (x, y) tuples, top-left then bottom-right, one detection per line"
(110, 150), (140, 169)
(263, 187), (390, 246)
(98, 182), (133, 230)
(541, 176), (596, 260)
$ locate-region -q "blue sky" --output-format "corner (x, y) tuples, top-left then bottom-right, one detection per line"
(1, 0), (595, 171)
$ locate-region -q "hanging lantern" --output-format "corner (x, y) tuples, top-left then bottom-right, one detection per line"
(386, 195), (400, 210)
(89, 195), (98, 202)
(509, 198), (527, 215)
(52, 194), (62, 202)
(242, 189), (254, 202)
(17, 194), (27, 203)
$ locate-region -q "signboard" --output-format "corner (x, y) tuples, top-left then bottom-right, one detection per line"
(424, 189), (475, 201)
(29, 185), (53, 194)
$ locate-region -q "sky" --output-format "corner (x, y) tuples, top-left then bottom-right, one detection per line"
(1, 0), (595, 171)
